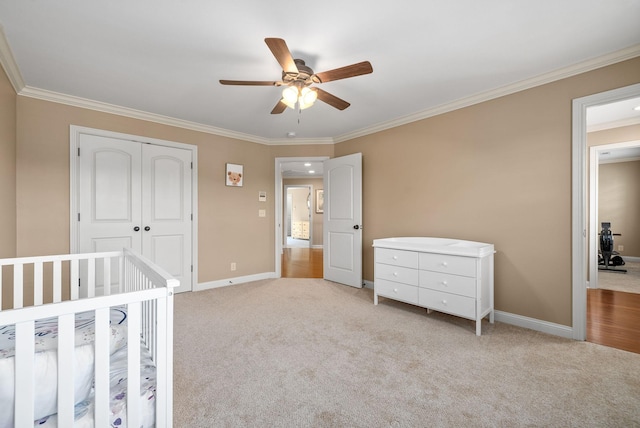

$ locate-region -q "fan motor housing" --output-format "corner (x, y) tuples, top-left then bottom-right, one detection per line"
(282, 59), (315, 86)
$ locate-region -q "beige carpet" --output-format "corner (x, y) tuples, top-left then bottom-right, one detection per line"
(598, 261), (640, 294)
(173, 278), (640, 427)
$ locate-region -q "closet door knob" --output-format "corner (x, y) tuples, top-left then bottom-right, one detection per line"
(144, 226), (151, 231)
(133, 226), (140, 232)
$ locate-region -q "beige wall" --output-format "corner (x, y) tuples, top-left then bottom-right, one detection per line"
(0, 66), (16, 258)
(284, 177), (323, 245)
(14, 96), (333, 283)
(334, 57), (640, 326)
(599, 160), (640, 257)
(8, 56), (640, 326)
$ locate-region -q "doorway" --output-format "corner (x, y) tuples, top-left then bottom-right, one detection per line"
(275, 157), (328, 278)
(572, 83), (640, 347)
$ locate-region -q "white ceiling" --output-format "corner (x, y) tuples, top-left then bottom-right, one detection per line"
(0, 1), (639, 144)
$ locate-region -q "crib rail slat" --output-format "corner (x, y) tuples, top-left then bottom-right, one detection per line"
(57, 313), (75, 425)
(15, 320), (35, 426)
(103, 257), (111, 296)
(128, 301), (142, 427)
(53, 260), (62, 303)
(88, 257), (96, 298)
(71, 259), (79, 300)
(95, 307), (110, 428)
(13, 263), (23, 309)
(34, 262), (44, 306)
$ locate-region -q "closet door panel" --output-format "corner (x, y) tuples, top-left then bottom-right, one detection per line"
(79, 135), (142, 253)
(142, 144), (192, 293)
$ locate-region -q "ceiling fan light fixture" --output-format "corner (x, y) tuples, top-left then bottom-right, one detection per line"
(282, 86), (299, 104)
(301, 87), (317, 104)
(281, 97), (296, 109)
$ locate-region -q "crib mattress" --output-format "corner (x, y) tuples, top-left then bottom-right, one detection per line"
(0, 308), (128, 428)
(34, 343), (157, 428)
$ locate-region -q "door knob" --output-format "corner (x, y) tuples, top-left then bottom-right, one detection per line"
(133, 226), (140, 232)
(353, 225), (360, 230)
(144, 226), (151, 231)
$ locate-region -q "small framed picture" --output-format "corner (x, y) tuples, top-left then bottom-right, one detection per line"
(226, 163), (243, 187)
(316, 189), (324, 213)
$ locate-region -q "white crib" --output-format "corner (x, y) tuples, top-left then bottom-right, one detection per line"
(0, 248), (177, 427)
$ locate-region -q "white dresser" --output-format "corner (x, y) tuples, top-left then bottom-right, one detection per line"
(373, 237), (494, 336)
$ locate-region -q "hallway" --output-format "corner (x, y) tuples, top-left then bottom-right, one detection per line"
(281, 247), (323, 278)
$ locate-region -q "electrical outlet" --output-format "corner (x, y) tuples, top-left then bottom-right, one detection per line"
(230, 262), (236, 271)
(618, 245), (624, 252)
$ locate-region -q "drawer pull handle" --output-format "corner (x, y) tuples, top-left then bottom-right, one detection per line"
(441, 300), (447, 305)
(393, 288), (398, 293)
(393, 272), (398, 276)
(442, 281), (448, 286)
(392, 256), (398, 260)
(441, 261), (448, 267)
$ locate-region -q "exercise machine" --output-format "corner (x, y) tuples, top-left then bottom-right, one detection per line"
(598, 222), (627, 273)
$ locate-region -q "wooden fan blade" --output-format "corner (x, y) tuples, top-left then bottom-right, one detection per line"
(314, 61), (373, 83)
(264, 38), (298, 74)
(314, 88), (350, 110)
(271, 100), (287, 114)
(219, 80), (281, 86)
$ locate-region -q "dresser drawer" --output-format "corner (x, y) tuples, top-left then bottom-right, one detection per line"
(419, 253), (476, 277)
(375, 248), (419, 269)
(419, 289), (476, 319)
(375, 279), (419, 305)
(419, 271), (476, 298)
(375, 263), (419, 286)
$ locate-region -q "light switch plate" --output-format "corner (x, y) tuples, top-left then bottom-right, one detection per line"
(259, 209), (266, 217)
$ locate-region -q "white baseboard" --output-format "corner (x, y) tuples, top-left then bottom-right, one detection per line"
(366, 280), (573, 339)
(199, 276), (573, 340)
(196, 272), (277, 291)
(623, 256), (640, 263)
(494, 310), (573, 339)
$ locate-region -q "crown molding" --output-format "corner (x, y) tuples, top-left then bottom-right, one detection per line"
(335, 44), (640, 143)
(18, 86), (277, 144)
(587, 117), (640, 133)
(0, 25), (25, 93)
(2, 18), (638, 146)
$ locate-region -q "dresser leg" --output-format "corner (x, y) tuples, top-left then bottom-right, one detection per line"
(374, 293), (378, 305)
(476, 319), (481, 336)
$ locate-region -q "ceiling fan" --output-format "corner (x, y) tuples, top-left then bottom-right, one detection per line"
(219, 38), (373, 114)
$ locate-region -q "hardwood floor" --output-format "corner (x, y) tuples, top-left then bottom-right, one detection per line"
(587, 288), (640, 354)
(281, 248), (323, 278)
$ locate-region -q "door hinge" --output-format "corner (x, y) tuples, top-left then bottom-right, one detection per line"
(191, 162), (193, 169)
(191, 265), (193, 272)
(78, 213), (80, 221)
(77, 147), (80, 156)
(78, 278), (81, 287)
(191, 213), (193, 221)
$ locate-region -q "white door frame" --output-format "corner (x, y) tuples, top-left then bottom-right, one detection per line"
(571, 82), (640, 340)
(589, 140), (640, 290)
(69, 125), (198, 291)
(275, 156), (329, 277)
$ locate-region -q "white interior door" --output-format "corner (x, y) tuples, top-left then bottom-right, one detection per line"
(78, 134), (192, 293)
(142, 144), (192, 293)
(323, 153), (362, 288)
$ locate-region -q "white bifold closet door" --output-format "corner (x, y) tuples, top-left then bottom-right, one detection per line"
(78, 134), (192, 294)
